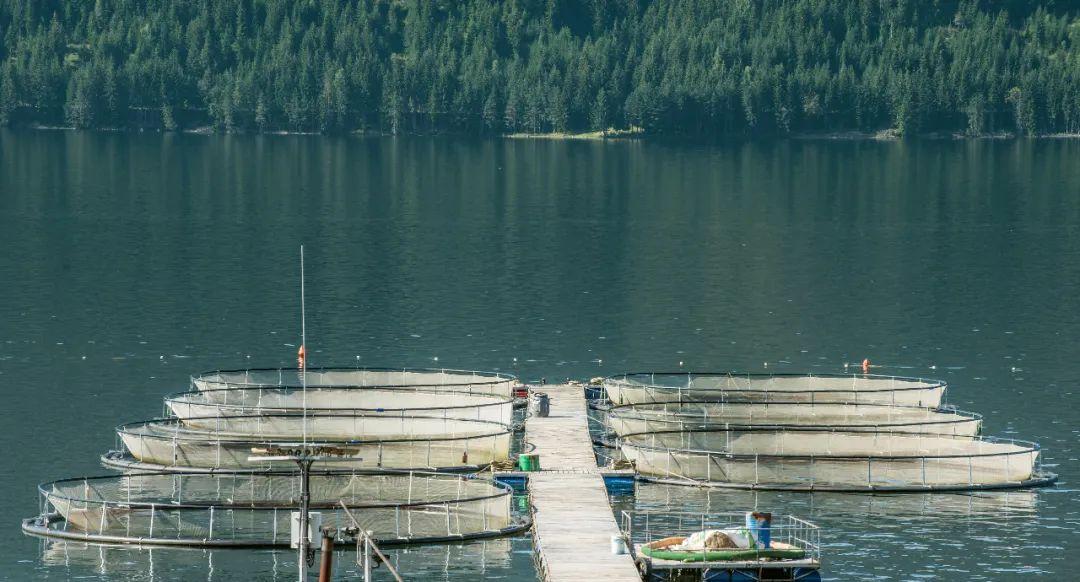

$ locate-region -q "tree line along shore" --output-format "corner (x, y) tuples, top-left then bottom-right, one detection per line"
(1, 1), (1078, 138)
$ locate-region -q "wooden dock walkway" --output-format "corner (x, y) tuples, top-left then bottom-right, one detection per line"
(525, 384), (641, 582)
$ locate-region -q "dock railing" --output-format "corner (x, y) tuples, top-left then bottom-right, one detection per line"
(619, 510), (821, 563)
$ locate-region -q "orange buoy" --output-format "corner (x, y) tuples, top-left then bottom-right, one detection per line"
(861, 358), (871, 373)
(297, 345), (307, 369)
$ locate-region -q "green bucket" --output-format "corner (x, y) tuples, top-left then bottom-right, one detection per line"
(518, 453), (540, 472)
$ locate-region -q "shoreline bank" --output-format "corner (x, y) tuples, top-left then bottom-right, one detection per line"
(6, 123), (1080, 142)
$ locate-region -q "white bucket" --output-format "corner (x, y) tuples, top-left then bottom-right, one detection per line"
(610, 534), (628, 554)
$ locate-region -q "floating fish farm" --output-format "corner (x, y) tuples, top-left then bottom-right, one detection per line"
(601, 372), (1056, 492)
(24, 367), (531, 548)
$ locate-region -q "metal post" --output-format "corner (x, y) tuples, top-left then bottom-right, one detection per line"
(363, 533), (372, 581)
(298, 458), (312, 582)
(318, 527), (335, 582)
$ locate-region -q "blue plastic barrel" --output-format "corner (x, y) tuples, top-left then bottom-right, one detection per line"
(793, 568), (822, 581)
(746, 512), (772, 548)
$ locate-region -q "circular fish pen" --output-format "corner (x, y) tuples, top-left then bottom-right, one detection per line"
(604, 372), (946, 408)
(23, 471), (529, 547)
(194, 367), (518, 398)
(106, 415), (513, 472)
(606, 402), (983, 437)
(618, 428), (1056, 491)
(165, 387), (515, 425)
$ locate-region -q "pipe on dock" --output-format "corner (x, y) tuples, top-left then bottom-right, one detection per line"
(318, 527), (335, 582)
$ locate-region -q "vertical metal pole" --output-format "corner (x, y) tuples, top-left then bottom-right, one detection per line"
(298, 459), (311, 582)
(301, 244), (308, 448)
(363, 533), (372, 581)
(298, 244), (310, 582)
(318, 528), (334, 582)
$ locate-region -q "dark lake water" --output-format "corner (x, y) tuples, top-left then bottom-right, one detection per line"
(1, 129), (1079, 580)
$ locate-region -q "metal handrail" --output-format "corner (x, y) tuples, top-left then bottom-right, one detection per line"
(605, 371), (946, 397)
(608, 370), (945, 387)
(28, 471), (524, 548)
(193, 367), (515, 390)
(339, 501), (405, 582)
(40, 471), (515, 509)
(116, 414), (513, 444)
(164, 387), (515, 426)
(619, 510), (822, 561)
(608, 400), (982, 420)
(618, 428), (1041, 460)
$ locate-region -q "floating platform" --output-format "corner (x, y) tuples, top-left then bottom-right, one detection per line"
(621, 511), (821, 582)
(522, 384), (641, 582)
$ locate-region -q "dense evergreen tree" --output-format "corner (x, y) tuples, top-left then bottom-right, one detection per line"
(0, 0), (1077, 136)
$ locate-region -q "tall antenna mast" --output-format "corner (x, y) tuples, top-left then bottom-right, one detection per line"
(300, 245), (307, 448)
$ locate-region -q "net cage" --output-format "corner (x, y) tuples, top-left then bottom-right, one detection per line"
(22, 471), (527, 547)
(619, 510), (821, 563)
(165, 387), (515, 425)
(35, 536), (520, 575)
(606, 402), (983, 437)
(107, 415), (514, 472)
(618, 428), (1054, 491)
(630, 476), (1042, 518)
(604, 373), (946, 408)
(193, 367), (518, 399)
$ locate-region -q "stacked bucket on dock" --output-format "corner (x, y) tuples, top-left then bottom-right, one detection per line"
(24, 367), (529, 547)
(602, 372), (1054, 491)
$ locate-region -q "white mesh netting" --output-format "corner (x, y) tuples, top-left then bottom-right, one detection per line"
(605, 373), (945, 407)
(37, 472), (517, 545)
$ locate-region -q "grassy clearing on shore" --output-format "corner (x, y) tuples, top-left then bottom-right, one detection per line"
(505, 127), (645, 140)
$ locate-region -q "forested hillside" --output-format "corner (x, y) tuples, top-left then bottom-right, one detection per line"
(1, 0), (1078, 136)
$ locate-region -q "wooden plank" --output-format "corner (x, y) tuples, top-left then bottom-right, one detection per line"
(526, 385), (641, 582)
